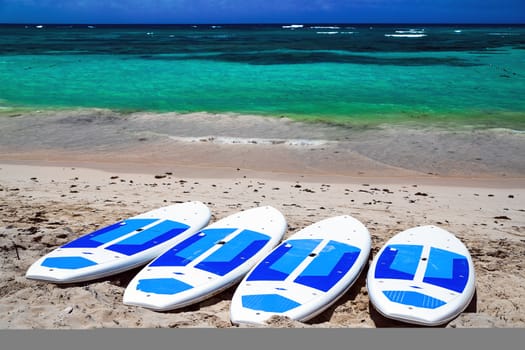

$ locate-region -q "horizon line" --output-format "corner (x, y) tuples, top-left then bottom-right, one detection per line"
(1, 21), (525, 26)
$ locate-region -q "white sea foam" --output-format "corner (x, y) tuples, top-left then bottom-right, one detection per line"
(282, 25), (304, 29)
(385, 34), (427, 38)
(395, 29), (425, 34)
(316, 31), (339, 35)
(169, 136), (331, 147)
(310, 26), (340, 29)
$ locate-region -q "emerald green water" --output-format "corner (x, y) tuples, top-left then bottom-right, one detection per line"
(1, 25), (524, 129)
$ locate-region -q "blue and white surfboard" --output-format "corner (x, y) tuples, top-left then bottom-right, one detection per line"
(25, 201), (211, 284)
(230, 215), (371, 325)
(123, 205), (287, 311)
(366, 225), (476, 326)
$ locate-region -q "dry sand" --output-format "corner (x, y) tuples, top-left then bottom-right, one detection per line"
(1, 110), (524, 329)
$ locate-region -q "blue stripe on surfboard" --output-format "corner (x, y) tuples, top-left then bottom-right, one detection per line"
(106, 220), (190, 256)
(383, 290), (446, 309)
(195, 229), (270, 276)
(136, 278), (193, 295)
(62, 219), (157, 248)
(246, 239), (322, 282)
(423, 247), (470, 293)
(241, 294), (301, 313)
(294, 241), (361, 292)
(375, 244), (423, 280)
(41, 256), (97, 269)
(149, 228), (237, 267)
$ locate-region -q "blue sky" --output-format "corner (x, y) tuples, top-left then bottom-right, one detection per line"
(0, 0), (524, 24)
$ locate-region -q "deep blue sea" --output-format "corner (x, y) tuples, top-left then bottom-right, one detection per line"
(1, 24), (524, 129)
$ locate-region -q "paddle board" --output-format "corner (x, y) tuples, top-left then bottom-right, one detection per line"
(25, 201), (211, 284)
(123, 205), (287, 311)
(230, 215), (371, 325)
(366, 225), (476, 326)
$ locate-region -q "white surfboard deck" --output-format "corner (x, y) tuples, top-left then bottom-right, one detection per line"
(25, 201), (211, 284)
(123, 205), (287, 311)
(366, 225), (476, 326)
(230, 215), (371, 325)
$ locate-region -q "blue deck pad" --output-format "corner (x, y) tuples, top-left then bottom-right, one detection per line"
(62, 219), (157, 248)
(423, 247), (470, 293)
(383, 290), (446, 309)
(149, 228), (237, 267)
(375, 244), (423, 280)
(136, 278), (193, 295)
(241, 294), (301, 313)
(246, 239), (322, 282)
(195, 230), (270, 276)
(294, 241), (361, 292)
(106, 220), (190, 256)
(41, 256), (97, 269)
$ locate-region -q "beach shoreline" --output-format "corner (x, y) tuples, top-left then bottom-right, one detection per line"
(1, 109), (524, 180)
(1, 109), (524, 328)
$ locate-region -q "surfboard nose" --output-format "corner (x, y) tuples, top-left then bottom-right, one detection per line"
(122, 277), (197, 312)
(230, 293), (302, 325)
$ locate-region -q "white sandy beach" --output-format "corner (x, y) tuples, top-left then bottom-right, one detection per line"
(1, 110), (524, 328)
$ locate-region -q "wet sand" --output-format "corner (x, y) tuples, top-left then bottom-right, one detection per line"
(1, 109), (524, 328)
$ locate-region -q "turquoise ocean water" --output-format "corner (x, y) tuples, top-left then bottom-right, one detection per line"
(1, 24), (524, 129)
